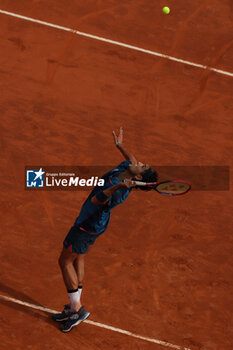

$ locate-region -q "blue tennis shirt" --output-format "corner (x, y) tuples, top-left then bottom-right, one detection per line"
(75, 160), (132, 235)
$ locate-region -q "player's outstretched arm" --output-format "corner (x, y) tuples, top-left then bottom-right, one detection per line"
(112, 127), (137, 164)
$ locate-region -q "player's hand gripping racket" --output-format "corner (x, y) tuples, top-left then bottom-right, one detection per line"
(132, 179), (191, 196)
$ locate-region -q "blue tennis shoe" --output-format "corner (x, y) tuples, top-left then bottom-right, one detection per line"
(60, 306), (90, 333)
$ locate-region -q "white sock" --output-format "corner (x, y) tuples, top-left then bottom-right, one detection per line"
(78, 285), (83, 297)
(68, 289), (80, 312)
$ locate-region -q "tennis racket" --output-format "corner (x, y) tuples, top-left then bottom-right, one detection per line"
(132, 179), (191, 196)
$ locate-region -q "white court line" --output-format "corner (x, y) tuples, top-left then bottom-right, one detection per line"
(0, 294), (191, 350)
(0, 9), (233, 78)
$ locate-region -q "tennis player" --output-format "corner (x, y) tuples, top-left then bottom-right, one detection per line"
(52, 127), (158, 332)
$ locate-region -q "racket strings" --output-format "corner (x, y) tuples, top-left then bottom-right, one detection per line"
(156, 181), (191, 195)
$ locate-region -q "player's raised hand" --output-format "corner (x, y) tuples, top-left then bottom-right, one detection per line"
(121, 179), (137, 188)
(112, 127), (123, 146)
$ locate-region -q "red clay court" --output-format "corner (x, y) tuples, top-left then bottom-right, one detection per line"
(0, 1), (233, 349)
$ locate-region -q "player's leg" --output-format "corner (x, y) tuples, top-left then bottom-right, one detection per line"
(74, 253), (85, 297)
(52, 226), (90, 331)
(58, 247), (82, 312)
(58, 247), (90, 332)
(59, 247), (78, 291)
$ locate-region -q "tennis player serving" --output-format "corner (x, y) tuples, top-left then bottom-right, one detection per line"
(52, 127), (158, 332)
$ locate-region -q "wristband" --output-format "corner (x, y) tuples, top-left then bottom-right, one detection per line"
(96, 191), (110, 203)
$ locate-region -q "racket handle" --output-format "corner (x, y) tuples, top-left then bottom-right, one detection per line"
(131, 181), (145, 186)
(131, 181), (156, 186)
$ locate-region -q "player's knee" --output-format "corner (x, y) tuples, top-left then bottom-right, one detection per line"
(58, 254), (64, 268)
(59, 257), (72, 271)
(58, 253), (69, 269)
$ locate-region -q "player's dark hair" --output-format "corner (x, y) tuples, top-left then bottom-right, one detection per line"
(135, 168), (158, 191)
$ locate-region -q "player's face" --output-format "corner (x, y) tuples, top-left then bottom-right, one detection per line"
(128, 162), (150, 176)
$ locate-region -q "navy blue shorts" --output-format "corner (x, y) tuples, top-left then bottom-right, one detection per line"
(63, 225), (98, 254)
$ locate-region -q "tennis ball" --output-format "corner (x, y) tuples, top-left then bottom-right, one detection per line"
(163, 6), (170, 14)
